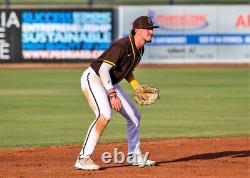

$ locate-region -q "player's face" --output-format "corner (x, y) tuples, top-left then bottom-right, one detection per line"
(140, 29), (153, 43)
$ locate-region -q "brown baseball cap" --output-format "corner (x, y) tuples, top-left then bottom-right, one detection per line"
(132, 16), (159, 30)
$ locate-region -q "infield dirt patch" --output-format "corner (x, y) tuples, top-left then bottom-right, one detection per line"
(0, 137), (249, 178)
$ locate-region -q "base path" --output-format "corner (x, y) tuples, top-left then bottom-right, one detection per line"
(0, 137), (249, 178)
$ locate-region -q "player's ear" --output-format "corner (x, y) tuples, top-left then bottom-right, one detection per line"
(135, 29), (140, 34)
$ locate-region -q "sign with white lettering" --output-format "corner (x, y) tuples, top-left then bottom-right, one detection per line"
(0, 10), (21, 61)
(0, 9), (113, 62)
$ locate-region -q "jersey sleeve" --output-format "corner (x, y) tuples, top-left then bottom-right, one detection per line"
(100, 43), (125, 67)
(99, 62), (114, 91)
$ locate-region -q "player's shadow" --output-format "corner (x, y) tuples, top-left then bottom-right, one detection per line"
(101, 150), (250, 170)
(158, 150), (250, 164)
(100, 163), (134, 170)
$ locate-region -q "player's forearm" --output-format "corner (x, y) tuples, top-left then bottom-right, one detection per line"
(125, 72), (140, 90)
(98, 62), (114, 91)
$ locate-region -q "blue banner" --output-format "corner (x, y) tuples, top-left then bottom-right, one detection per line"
(21, 10), (113, 60)
(150, 34), (250, 46)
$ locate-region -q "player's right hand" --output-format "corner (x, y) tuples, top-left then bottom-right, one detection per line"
(108, 88), (122, 112)
(110, 95), (122, 112)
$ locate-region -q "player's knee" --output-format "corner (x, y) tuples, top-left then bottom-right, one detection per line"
(129, 110), (141, 127)
(95, 114), (110, 133)
(100, 112), (111, 121)
(134, 110), (141, 121)
(126, 109), (141, 122)
(98, 106), (112, 121)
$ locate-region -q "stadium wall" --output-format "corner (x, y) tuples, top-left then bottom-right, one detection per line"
(0, 5), (249, 63)
(119, 5), (250, 63)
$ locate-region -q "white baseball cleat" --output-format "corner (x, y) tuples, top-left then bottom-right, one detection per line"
(74, 157), (100, 171)
(127, 154), (156, 168)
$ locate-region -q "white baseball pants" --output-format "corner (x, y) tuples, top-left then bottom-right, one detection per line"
(78, 67), (141, 158)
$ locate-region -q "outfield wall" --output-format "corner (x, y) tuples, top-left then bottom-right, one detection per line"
(0, 8), (114, 62)
(0, 6), (250, 63)
(119, 5), (250, 63)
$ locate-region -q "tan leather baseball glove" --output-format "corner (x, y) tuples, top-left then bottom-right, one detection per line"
(134, 84), (159, 105)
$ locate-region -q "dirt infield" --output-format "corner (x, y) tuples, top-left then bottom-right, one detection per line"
(0, 137), (249, 178)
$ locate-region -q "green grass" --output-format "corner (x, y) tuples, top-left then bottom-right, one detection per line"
(0, 68), (249, 148)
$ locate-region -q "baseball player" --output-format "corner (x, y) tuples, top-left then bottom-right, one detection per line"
(75, 16), (159, 170)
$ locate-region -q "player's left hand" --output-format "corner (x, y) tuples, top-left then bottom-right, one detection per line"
(134, 84), (159, 105)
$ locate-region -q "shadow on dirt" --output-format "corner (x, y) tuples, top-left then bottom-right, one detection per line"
(101, 150), (250, 169)
(158, 150), (250, 164)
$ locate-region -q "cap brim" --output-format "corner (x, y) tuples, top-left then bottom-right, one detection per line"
(133, 25), (159, 30)
(143, 26), (159, 29)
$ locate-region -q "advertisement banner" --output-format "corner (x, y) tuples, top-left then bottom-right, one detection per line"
(119, 6), (250, 63)
(0, 10), (21, 61)
(0, 9), (113, 62)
